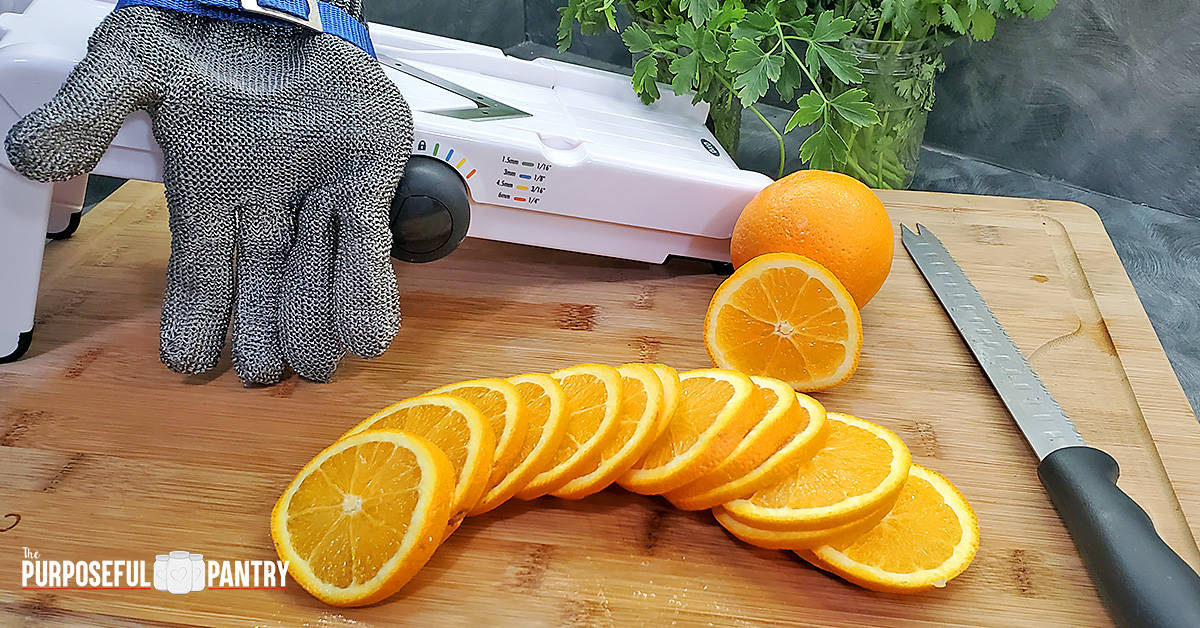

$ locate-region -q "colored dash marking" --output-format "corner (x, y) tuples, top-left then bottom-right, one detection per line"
(514, 197), (527, 202)
(432, 143), (439, 156)
(517, 185), (529, 191)
(466, 169), (476, 179)
(456, 158), (466, 168)
(445, 149), (455, 161)
(521, 161), (535, 167)
(519, 174), (532, 180)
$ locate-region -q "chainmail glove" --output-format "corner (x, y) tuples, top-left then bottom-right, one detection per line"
(5, 0), (410, 384)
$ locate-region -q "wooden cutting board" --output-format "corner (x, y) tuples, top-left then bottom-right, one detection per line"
(1, 182), (1197, 627)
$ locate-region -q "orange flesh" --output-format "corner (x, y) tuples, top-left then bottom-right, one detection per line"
(749, 417), (893, 510)
(716, 266), (851, 382)
(547, 373), (608, 467)
(827, 473), (963, 572)
(636, 378), (735, 469)
(286, 442), (420, 588)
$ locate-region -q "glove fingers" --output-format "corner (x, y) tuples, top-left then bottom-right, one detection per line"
(280, 189), (343, 383)
(5, 13), (158, 181)
(159, 194), (236, 375)
(332, 175), (402, 359)
(230, 200), (295, 385)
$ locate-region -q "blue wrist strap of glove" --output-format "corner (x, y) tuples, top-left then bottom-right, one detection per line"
(114, 0), (375, 57)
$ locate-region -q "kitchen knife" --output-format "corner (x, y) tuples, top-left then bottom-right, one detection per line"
(902, 223), (1200, 628)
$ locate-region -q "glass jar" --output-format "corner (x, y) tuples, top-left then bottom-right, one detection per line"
(166, 550), (192, 594)
(153, 554), (168, 591)
(829, 37), (944, 189)
(190, 554), (206, 592)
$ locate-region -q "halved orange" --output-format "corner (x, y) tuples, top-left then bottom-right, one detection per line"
(517, 364), (623, 499)
(722, 412), (910, 530)
(713, 495), (895, 550)
(619, 369), (756, 495)
(341, 395), (494, 521)
(704, 253), (863, 391)
(798, 464), (980, 592)
(469, 373), (569, 515)
(271, 429), (453, 606)
(425, 378), (528, 502)
(552, 363), (664, 500)
(666, 383), (826, 511)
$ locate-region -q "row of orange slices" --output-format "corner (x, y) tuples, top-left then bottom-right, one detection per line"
(270, 364), (979, 607)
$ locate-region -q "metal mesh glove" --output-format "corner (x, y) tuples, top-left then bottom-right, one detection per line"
(5, 1), (411, 384)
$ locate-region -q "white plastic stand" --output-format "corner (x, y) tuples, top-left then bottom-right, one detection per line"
(0, 163), (51, 360)
(48, 174), (86, 238)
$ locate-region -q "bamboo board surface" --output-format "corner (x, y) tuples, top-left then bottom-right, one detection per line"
(1, 181), (1198, 626)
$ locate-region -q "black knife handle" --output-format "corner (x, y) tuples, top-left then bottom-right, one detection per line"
(1038, 446), (1200, 627)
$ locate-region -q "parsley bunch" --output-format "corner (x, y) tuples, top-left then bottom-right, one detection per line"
(559, 0), (1058, 182)
(560, 1), (877, 178)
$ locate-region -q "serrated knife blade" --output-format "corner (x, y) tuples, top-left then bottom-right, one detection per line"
(900, 223), (1084, 459)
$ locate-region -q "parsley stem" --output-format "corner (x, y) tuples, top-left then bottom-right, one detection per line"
(777, 25), (828, 102)
(749, 103), (786, 179)
(716, 73), (785, 178)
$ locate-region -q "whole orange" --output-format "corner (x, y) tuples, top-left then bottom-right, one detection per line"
(730, 170), (894, 307)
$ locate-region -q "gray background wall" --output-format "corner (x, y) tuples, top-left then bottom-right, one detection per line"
(927, 1), (1200, 221)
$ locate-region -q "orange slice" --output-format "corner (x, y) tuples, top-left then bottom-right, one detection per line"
(552, 363), (665, 500)
(517, 364), (623, 499)
(665, 384), (826, 511)
(713, 495), (895, 550)
(425, 378), (528, 502)
(704, 252), (863, 391)
(618, 368), (756, 495)
(271, 429), (453, 606)
(341, 395), (494, 521)
(798, 464), (980, 593)
(469, 373), (569, 515)
(722, 412), (910, 530)
(647, 363), (681, 440)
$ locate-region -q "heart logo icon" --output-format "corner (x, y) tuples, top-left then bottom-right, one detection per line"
(170, 567), (189, 584)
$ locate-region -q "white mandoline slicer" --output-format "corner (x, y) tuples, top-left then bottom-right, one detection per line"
(0, 0), (772, 361)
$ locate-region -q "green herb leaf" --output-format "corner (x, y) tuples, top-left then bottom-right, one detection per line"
(669, 51), (701, 95)
(804, 43), (821, 78)
(1026, 0), (1056, 18)
(621, 23), (654, 53)
(681, 0), (720, 26)
(800, 123), (850, 170)
(941, 3), (968, 34)
(556, 3), (577, 51)
(732, 11), (776, 40)
(970, 8), (996, 40)
(675, 21), (700, 49)
(892, 0), (921, 35)
(785, 15), (816, 39)
(785, 92), (825, 132)
(710, 4), (748, 30)
(776, 52), (802, 102)
(728, 39), (784, 106)
(829, 88), (881, 127)
(632, 54), (661, 101)
(699, 30), (726, 63)
(811, 11), (856, 42)
(813, 42), (863, 84)
(880, 0), (897, 23)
